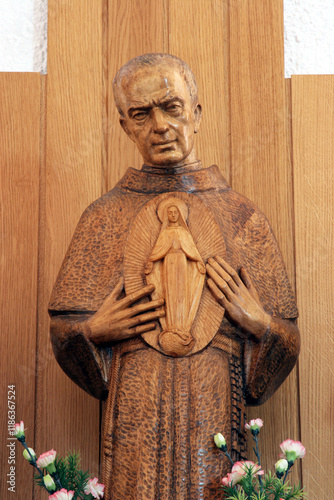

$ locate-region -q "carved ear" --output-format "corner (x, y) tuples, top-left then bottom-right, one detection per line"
(194, 104), (202, 133)
(120, 118), (135, 142)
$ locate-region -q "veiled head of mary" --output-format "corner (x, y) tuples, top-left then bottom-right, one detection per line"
(157, 197), (189, 230)
(167, 205), (180, 224)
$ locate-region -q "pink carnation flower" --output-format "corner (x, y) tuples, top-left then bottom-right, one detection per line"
(14, 421), (25, 439)
(48, 489), (74, 500)
(245, 418), (263, 431)
(279, 439), (306, 463)
(36, 449), (57, 468)
(222, 473), (234, 486)
(233, 460), (264, 478)
(222, 461), (264, 486)
(84, 477), (105, 498)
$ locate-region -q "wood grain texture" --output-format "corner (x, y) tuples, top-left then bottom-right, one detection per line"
(106, 0), (167, 190)
(35, 2), (103, 497)
(169, 0), (230, 181)
(229, 0), (300, 482)
(49, 162), (300, 498)
(230, 0), (294, 279)
(4, 3), (334, 498)
(0, 73), (40, 498)
(124, 193), (225, 356)
(292, 75), (334, 500)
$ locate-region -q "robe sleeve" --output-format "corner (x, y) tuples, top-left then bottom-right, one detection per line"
(48, 195), (125, 400)
(231, 208), (300, 405)
(50, 314), (110, 400)
(243, 317), (300, 405)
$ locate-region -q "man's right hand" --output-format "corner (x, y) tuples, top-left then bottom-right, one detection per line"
(85, 277), (165, 344)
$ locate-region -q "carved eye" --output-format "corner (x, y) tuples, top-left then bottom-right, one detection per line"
(165, 102), (182, 115)
(133, 110), (148, 121)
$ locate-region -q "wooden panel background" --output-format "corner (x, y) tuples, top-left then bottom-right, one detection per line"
(229, 0), (301, 483)
(0, 74), (41, 499)
(1, 1), (332, 499)
(292, 75), (334, 499)
(35, 4), (104, 500)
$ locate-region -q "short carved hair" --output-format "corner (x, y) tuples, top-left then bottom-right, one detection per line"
(113, 53), (198, 117)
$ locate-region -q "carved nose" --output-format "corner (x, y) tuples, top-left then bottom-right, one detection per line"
(152, 108), (169, 133)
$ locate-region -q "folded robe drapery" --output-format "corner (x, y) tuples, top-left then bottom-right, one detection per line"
(49, 164), (299, 500)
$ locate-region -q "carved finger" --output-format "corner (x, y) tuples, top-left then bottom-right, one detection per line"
(128, 323), (157, 336)
(206, 264), (234, 299)
(207, 258), (238, 292)
(110, 276), (124, 299)
(240, 267), (252, 288)
(92, 321), (158, 343)
(129, 298), (165, 316)
(125, 309), (165, 329)
(119, 284), (156, 310)
(207, 278), (227, 307)
(214, 256), (242, 286)
(240, 267), (261, 302)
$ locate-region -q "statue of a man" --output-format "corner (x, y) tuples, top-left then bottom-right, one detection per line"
(49, 54), (300, 500)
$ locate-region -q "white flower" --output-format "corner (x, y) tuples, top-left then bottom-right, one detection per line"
(84, 477), (105, 498)
(275, 458), (288, 473)
(36, 449), (57, 474)
(245, 418), (263, 435)
(222, 461), (264, 487)
(279, 439), (306, 463)
(48, 489), (74, 500)
(23, 447), (36, 464)
(275, 458), (289, 478)
(14, 421), (25, 440)
(43, 474), (56, 493)
(214, 433), (226, 450)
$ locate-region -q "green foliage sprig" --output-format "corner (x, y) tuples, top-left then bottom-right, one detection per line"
(223, 471), (306, 500)
(34, 451), (93, 499)
(14, 421), (104, 499)
(214, 419), (307, 500)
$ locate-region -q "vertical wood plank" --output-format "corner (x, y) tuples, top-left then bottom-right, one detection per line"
(230, 0), (294, 276)
(292, 75), (334, 500)
(35, 2), (103, 496)
(229, 0), (300, 481)
(169, 0), (230, 181)
(0, 73), (40, 499)
(106, 0), (167, 190)
(284, 78), (295, 292)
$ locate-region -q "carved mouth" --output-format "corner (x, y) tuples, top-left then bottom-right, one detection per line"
(152, 140), (176, 146)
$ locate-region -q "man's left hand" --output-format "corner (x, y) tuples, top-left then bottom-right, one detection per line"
(206, 256), (271, 341)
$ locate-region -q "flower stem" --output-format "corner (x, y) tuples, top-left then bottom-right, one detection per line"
(21, 441), (48, 492)
(51, 471), (63, 490)
(283, 463), (292, 484)
(21, 442), (44, 477)
(253, 434), (263, 492)
(224, 450), (234, 467)
(253, 435), (261, 467)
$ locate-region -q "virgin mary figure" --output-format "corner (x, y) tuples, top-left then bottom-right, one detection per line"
(145, 197), (206, 356)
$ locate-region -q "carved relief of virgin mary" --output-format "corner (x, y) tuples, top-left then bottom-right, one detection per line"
(145, 197), (206, 356)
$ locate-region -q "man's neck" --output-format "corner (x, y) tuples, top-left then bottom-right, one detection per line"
(141, 160), (203, 175)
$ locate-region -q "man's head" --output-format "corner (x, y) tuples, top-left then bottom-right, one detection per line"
(113, 54), (202, 167)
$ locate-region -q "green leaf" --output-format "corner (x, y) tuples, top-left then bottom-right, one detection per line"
(221, 470), (307, 500)
(34, 471), (45, 489)
(53, 450), (92, 499)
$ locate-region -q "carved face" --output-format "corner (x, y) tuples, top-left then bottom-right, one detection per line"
(167, 205), (180, 223)
(118, 64), (202, 167)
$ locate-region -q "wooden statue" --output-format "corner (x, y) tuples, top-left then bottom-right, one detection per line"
(145, 197), (206, 356)
(49, 54), (300, 500)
